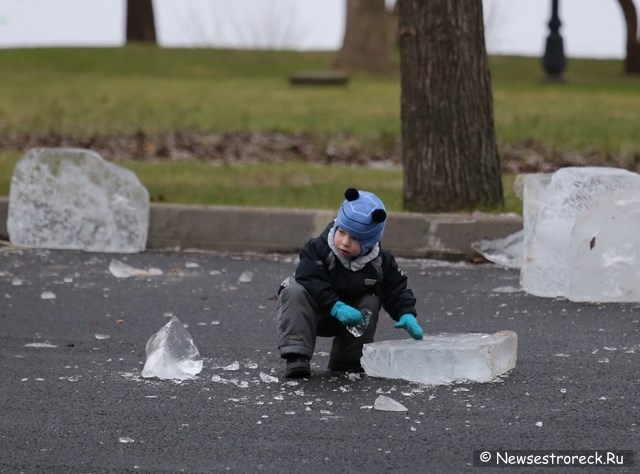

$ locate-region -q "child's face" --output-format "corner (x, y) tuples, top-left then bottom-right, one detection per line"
(334, 227), (362, 258)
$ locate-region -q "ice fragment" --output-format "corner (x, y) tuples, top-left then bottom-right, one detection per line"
(141, 316), (203, 380)
(40, 291), (56, 300)
(222, 361), (240, 371)
(374, 395), (408, 412)
(109, 259), (163, 278)
(7, 148), (149, 253)
(472, 230), (524, 269)
(24, 342), (58, 348)
(260, 372), (279, 383)
(238, 271), (253, 283)
(361, 331), (517, 385)
(347, 308), (372, 337)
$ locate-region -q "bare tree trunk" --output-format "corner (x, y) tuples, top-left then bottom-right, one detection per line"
(617, 0), (640, 74)
(398, 0), (503, 212)
(332, 0), (392, 74)
(126, 0), (157, 44)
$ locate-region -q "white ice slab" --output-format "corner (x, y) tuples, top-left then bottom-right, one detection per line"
(7, 147), (149, 253)
(361, 331), (517, 385)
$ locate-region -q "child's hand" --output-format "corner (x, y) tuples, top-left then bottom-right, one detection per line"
(330, 301), (364, 327)
(394, 313), (424, 340)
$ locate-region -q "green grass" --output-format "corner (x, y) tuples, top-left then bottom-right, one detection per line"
(489, 56), (640, 163)
(1, 46), (638, 213)
(0, 47), (399, 137)
(2, 45), (637, 151)
(0, 152), (523, 214)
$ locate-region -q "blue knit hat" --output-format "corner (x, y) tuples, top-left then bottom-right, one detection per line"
(335, 188), (387, 255)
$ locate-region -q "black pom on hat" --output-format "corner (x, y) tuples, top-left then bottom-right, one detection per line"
(344, 188), (359, 201)
(372, 209), (387, 223)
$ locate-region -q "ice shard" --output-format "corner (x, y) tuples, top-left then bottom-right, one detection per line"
(361, 331), (517, 385)
(109, 259), (163, 278)
(7, 147), (149, 253)
(565, 190), (640, 302)
(471, 230), (524, 269)
(519, 167), (640, 297)
(374, 395), (407, 412)
(141, 316), (203, 381)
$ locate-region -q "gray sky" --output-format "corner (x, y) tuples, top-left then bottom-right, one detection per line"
(0, 0), (626, 58)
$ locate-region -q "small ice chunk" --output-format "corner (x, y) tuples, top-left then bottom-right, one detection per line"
(238, 271), (254, 283)
(361, 331), (517, 385)
(141, 316), (203, 381)
(347, 309), (372, 337)
(472, 230), (524, 269)
(119, 437), (135, 443)
(94, 333), (111, 340)
(222, 361), (240, 371)
(24, 342), (58, 348)
(109, 259), (163, 278)
(7, 147), (149, 253)
(41, 291), (56, 300)
(491, 286), (521, 294)
(374, 395), (408, 412)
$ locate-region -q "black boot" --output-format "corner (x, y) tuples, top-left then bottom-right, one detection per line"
(285, 355), (311, 378)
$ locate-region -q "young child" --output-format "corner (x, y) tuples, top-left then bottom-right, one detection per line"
(276, 188), (424, 378)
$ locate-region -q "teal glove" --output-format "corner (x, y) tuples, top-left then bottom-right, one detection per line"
(330, 301), (364, 327)
(394, 313), (424, 340)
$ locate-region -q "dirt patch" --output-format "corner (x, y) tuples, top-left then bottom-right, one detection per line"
(1, 131), (637, 173)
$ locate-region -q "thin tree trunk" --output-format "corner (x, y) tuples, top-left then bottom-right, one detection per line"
(399, 0), (503, 212)
(126, 0), (157, 44)
(617, 0), (640, 74)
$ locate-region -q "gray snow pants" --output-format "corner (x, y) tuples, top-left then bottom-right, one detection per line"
(276, 278), (380, 370)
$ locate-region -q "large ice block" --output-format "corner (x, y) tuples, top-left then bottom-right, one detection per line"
(361, 331), (517, 385)
(566, 190), (640, 302)
(141, 316), (203, 381)
(519, 167), (640, 297)
(7, 147), (149, 253)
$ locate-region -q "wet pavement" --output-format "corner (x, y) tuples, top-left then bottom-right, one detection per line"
(1, 248), (638, 473)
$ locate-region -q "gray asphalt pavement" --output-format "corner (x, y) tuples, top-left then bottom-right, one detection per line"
(1, 247), (638, 473)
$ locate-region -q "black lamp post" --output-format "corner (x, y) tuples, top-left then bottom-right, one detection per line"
(542, 0), (566, 81)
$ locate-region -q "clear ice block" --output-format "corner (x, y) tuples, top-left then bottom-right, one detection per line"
(361, 331), (517, 385)
(141, 316), (203, 381)
(7, 147), (149, 253)
(565, 189), (640, 302)
(519, 167), (640, 297)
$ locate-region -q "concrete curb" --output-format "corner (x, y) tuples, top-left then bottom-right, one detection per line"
(0, 197), (522, 260)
